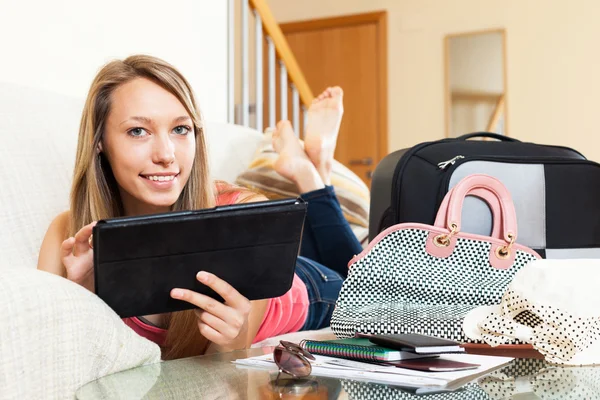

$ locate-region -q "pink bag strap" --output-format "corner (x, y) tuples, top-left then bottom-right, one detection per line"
(434, 187), (502, 239)
(445, 174), (517, 243)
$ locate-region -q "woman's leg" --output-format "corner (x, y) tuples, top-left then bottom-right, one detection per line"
(299, 186), (362, 279)
(272, 122), (360, 278)
(272, 87), (361, 278)
(294, 256), (344, 331)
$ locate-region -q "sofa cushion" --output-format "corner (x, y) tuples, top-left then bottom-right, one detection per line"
(235, 132), (370, 244)
(203, 120), (263, 182)
(0, 269), (161, 398)
(0, 82), (81, 270)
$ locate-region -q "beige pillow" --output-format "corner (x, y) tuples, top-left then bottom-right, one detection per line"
(0, 269), (161, 398)
(235, 133), (370, 245)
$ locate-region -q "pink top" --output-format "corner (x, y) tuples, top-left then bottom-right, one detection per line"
(122, 185), (309, 346)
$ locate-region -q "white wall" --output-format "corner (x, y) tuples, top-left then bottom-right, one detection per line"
(0, 0), (228, 123)
(267, 0), (600, 161)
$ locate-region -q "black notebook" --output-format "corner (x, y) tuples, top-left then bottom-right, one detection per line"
(357, 333), (465, 355)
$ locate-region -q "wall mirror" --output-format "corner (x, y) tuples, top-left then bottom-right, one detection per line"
(445, 29), (507, 138)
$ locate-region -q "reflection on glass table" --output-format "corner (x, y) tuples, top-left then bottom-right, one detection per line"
(76, 347), (600, 399)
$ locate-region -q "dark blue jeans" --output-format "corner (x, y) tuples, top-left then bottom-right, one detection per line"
(295, 186), (363, 331)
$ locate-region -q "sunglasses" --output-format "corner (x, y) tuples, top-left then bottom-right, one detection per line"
(273, 340), (316, 379)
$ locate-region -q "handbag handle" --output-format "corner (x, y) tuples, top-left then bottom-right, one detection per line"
(457, 132), (520, 142)
(434, 187), (503, 240)
(427, 174), (519, 268)
(446, 174), (517, 244)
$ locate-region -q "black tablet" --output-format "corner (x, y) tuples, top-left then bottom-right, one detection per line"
(92, 198), (307, 318)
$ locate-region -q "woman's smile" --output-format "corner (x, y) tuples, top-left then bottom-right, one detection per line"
(140, 172), (180, 189)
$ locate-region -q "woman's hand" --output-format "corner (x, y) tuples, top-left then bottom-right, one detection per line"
(60, 221), (96, 292)
(170, 271), (253, 353)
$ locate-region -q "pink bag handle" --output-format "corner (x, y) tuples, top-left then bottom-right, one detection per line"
(434, 187), (502, 239)
(427, 174), (519, 269)
(446, 174), (517, 243)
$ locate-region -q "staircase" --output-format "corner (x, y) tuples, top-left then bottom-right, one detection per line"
(227, 0), (313, 136)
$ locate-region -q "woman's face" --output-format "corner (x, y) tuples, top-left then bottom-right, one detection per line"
(101, 77), (196, 215)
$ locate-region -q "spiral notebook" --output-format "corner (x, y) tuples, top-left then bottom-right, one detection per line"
(299, 338), (434, 362)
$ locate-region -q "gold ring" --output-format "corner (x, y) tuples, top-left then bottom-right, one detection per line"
(495, 246), (509, 259)
(88, 234), (94, 249)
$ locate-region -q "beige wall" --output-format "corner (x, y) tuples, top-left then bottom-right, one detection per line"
(267, 0), (600, 161)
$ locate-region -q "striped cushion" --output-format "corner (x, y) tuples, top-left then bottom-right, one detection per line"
(235, 133), (370, 244)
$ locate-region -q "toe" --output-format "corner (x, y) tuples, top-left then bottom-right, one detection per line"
(278, 120), (295, 136)
(330, 86), (343, 98)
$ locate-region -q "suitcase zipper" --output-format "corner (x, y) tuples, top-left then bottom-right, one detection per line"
(437, 155), (600, 204)
(437, 155), (465, 169)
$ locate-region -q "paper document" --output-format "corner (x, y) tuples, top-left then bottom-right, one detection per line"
(233, 353), (512, 389)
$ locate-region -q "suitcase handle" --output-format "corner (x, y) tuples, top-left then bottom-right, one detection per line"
(457, 132), (520, 142)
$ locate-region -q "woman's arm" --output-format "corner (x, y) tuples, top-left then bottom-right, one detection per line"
(38, 211), (97, 292)
(38, 211), (70, 276)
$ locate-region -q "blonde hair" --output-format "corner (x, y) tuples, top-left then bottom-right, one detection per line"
(70, 54), (215, 359)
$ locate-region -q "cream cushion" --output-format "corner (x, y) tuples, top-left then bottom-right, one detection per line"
(0, 269), (161, 399)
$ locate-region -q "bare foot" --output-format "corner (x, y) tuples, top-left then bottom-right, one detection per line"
(304, 86), (344, 185)
(272, 120), (325, 193)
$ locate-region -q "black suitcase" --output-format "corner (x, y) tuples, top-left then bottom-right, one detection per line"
(369, 132), (600, 258)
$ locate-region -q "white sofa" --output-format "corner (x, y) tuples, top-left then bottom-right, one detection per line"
(0, 82), (333, 398)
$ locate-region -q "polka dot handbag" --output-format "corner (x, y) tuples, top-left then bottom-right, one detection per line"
(330, 174), (541, 342)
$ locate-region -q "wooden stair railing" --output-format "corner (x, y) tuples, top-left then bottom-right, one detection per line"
(229, 0), (314, 136)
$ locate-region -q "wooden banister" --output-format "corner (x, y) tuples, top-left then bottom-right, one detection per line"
(249, 0), (314, 106)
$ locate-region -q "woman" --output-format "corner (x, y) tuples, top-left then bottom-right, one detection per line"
(37, 55), (362, 360)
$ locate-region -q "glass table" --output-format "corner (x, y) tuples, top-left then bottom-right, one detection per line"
(76, 347), (600, 399)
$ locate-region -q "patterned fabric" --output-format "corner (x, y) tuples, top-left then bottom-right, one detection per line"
(235, 132), (370, 244)
(465, 259), (600, 365)
(476, 294), (600, 362)
(330, 228), (539, 341)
